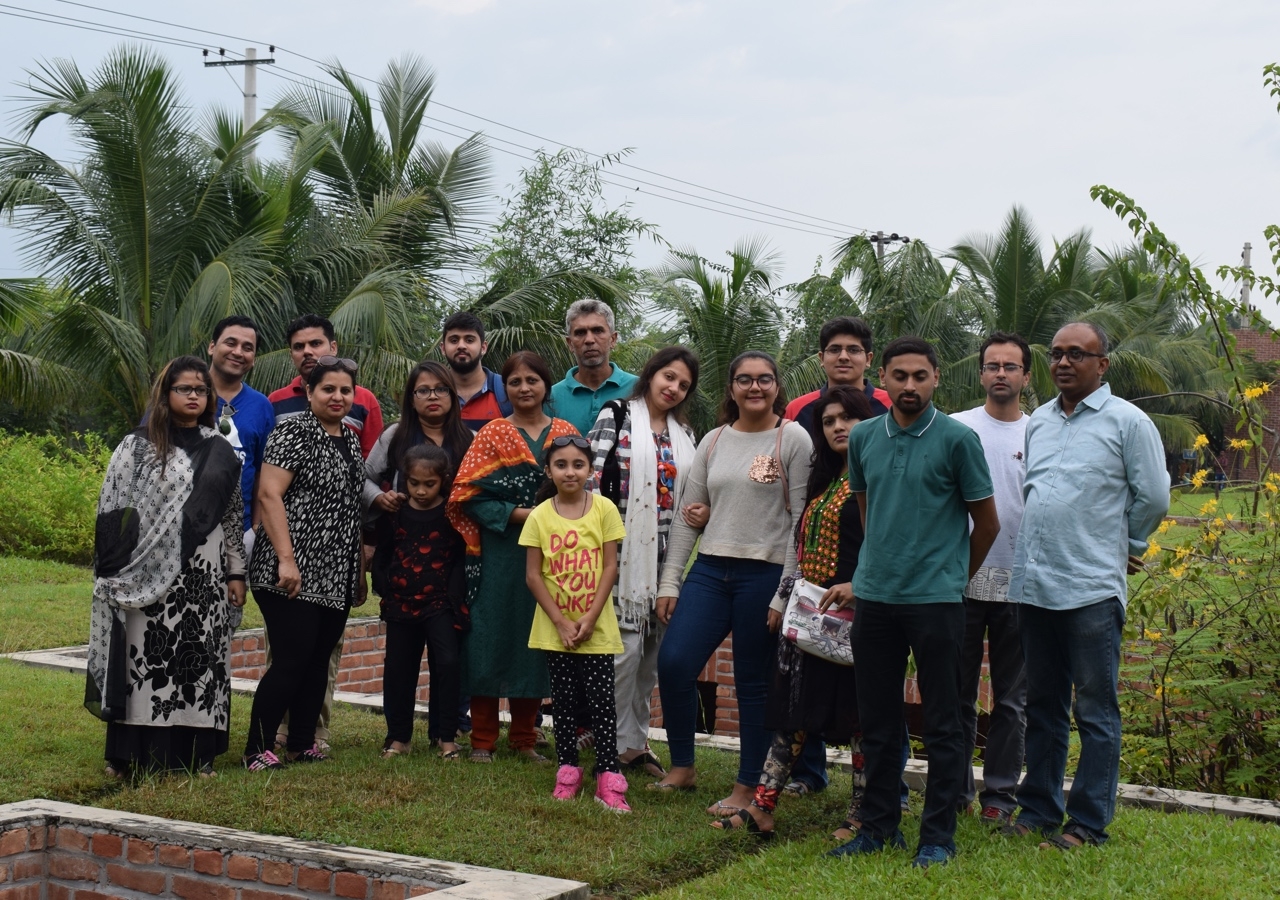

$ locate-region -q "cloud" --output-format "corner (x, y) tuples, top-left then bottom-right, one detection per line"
(413, 0), (495, 15)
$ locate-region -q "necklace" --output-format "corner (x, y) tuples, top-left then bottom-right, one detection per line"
(553, 491), (589, 519)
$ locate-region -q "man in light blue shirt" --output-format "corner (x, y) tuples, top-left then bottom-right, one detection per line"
(549, 299), (638, 435)
(1006, 322), (1169, 850)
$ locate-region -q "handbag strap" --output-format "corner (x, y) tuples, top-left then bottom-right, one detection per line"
(704, 419), (790, 514)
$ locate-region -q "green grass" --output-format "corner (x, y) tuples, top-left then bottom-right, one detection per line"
(0, 555), (262, 653)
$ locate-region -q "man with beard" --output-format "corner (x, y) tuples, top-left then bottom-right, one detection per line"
(439, 311), (511, 431)
(950, 332), (1031, 829)
(549, 299), (638, 436)
(207, 315), (274, 559)
(835, 336), (999, 869)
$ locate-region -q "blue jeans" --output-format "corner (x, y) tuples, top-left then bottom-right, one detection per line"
(1016, 598), (1124, 844)
(657, 554), (781, 786)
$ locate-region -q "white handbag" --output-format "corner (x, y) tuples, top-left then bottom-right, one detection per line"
(781, 577), (855, 666)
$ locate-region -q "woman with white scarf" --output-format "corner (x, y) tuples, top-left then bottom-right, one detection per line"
(587, 346), (702, 778)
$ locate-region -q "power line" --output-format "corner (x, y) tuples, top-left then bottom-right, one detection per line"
(37, 0), (870, 237)
(0, 7), (206, 50)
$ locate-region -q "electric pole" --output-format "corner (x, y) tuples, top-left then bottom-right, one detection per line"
(1241, 241), (1253, 310)
(203, 46), (276, 160)
(869, 231), (910, 261)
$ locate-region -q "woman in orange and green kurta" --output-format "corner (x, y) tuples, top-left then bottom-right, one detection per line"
(447, 351), (578, 763)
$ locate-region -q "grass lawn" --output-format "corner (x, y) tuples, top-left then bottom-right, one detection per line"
(0, 555), (262, 653)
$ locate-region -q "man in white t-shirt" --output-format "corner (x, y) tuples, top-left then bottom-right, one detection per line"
(950, 332), (1031, 829)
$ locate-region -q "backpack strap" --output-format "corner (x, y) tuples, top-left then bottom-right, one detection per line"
(703, 425), (728, 462)
(705, 420), (791, 513)
(489, 370), (513, 417)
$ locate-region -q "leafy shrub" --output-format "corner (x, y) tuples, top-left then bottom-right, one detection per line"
(0, 431), (110, 565)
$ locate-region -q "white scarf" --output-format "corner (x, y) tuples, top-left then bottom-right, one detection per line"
(616, 397), (696, 632)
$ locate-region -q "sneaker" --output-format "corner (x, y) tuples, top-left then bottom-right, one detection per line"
(979, 805), (1011, 828)
(553, 765), (583, 800)
(576, 727), (595, 750)
(827, 830), (907, 858)
(243, 751), (284, 772)
(288, 745), (329, 763)
(911, 844), (954, 869)
(782, 780), (812, 796)
(595, 772), (631, 813)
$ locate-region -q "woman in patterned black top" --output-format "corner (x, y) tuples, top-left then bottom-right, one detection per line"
(244, 357), (365, 770)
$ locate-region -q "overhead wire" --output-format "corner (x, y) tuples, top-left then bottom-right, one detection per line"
(30, 0), (871, 238)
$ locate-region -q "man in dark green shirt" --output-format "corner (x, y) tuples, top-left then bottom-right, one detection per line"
(832, 336), (999, 869)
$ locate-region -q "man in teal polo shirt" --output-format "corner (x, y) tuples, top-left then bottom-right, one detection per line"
(550, 299), (638, 435)
(832, 336), (1000, 869)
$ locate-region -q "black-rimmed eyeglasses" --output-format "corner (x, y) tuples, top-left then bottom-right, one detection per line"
(981, 363), (1025, 374)
(1048, 348), (1105, 363)
(413, 386), (451, 399)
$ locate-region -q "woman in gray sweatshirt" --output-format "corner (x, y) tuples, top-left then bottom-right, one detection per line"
(651, 351), (812, 816)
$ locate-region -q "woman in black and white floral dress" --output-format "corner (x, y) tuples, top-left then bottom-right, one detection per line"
(87, 356), (246, 779)
(243, 356), (365, 770)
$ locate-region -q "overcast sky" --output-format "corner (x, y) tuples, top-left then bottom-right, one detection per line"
(2, 0), (1278, 324)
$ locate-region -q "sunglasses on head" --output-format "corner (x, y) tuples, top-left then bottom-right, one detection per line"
(316, 355), (358, 374)
(550, 435), (591, 450)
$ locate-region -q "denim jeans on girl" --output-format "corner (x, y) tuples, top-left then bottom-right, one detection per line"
(657, 554), (781, 786)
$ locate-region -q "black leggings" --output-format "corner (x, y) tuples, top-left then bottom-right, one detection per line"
(546, 652), (619, 774)
(383, 615), (461, 745)
(245, 589), (348, 756)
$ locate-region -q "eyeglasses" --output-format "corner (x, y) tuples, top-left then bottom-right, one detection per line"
(732, 374), (777, 389)
(550, 435), (591, 450)
(316, 355), (359, 373)
(171, 385), (210, 397)
(981, 363), (1025, 374)
(1048, 348), (1105, 364)
(413, 385), (451, 399)
(822, 344), (867, 358)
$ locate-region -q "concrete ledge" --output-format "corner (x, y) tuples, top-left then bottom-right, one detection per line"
(0, 799), (587, 900)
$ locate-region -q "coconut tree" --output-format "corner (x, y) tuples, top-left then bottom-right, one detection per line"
(653, 238), (785, 434)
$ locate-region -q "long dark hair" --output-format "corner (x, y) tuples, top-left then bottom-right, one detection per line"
(145, 355), (215, 471)
(719, 350), (787, 425)
(402, 442), (454, 497)
(804, 386), (873, 504)
(629, 345), (700, 425)
(389, 360), (473, 473)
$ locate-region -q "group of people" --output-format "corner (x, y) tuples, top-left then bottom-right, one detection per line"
(86, 299), (1169, 865)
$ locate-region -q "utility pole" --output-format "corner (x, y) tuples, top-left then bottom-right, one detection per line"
(1241, 241), (1253, 310)
(869, 231), (910, 261)
(203, 46), (276, 160)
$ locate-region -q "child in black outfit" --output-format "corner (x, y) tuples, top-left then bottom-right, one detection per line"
(371, 443), (468, 759)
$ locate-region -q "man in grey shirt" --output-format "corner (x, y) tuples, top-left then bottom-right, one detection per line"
(951, 332), (1031, 829)
(1005, 322), (1169, 849)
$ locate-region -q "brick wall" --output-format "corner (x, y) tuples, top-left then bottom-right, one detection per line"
(0, 823), (440, 900)
(1225, 327), (1280, 483)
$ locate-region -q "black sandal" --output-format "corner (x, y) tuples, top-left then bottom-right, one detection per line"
(711, 808), (774, 841)
(620, 750), (666, 777)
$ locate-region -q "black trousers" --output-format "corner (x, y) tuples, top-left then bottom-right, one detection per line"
(546, 652), (619, 775)
(852, 598), (967, 852)
(246, 589), (348, 756)
(383, 614), (461, 744)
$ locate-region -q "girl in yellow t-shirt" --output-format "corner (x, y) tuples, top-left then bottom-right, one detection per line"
(519, 435), (628, 811)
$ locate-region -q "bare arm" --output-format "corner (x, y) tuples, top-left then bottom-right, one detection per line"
(257, 463), (300, 598)
(526, 546), (576, 649)
(965, 495), (1000, 581)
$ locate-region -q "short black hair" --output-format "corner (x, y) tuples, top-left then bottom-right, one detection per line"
(441, 310), (486, 343)
(211, 315), (259, 344)
(285, 314), (334, 344)
(819, 316), (874, 354)
(979, 331), (1032, 371)
(880, 335), (938, 370)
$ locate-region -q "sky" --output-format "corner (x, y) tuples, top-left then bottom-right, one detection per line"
(1, 0), (1278, 324)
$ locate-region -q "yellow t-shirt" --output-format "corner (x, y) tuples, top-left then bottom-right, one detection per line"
(519, 495), (626, 654)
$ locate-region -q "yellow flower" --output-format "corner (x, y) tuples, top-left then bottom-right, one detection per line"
(1190, 469), (1208, 490)
(1143, 628), (1163, 641)
(1225, 513), (1234, 522)
(1198, 498), (1218, 515)
(1169, 564), (1187, 579)
(1158, 519), (1174, 533)
(1243, 382), (1273, 401)
(1142, 540), (1161, 561)
(1192, 434), (1209, 450)
(1175, 546), (1192, 560)
(1213, 517), (1225, 528)
(1229, 438), (1252, 450)
(1267, 483), (1279, 495)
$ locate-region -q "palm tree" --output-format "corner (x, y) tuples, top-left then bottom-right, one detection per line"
(653, 238), (785, 434)
(0, 46), (290, 420)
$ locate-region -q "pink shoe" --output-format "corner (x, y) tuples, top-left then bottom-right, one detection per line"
(553, 765), (583, 800)
(595, 771), (631, 813)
